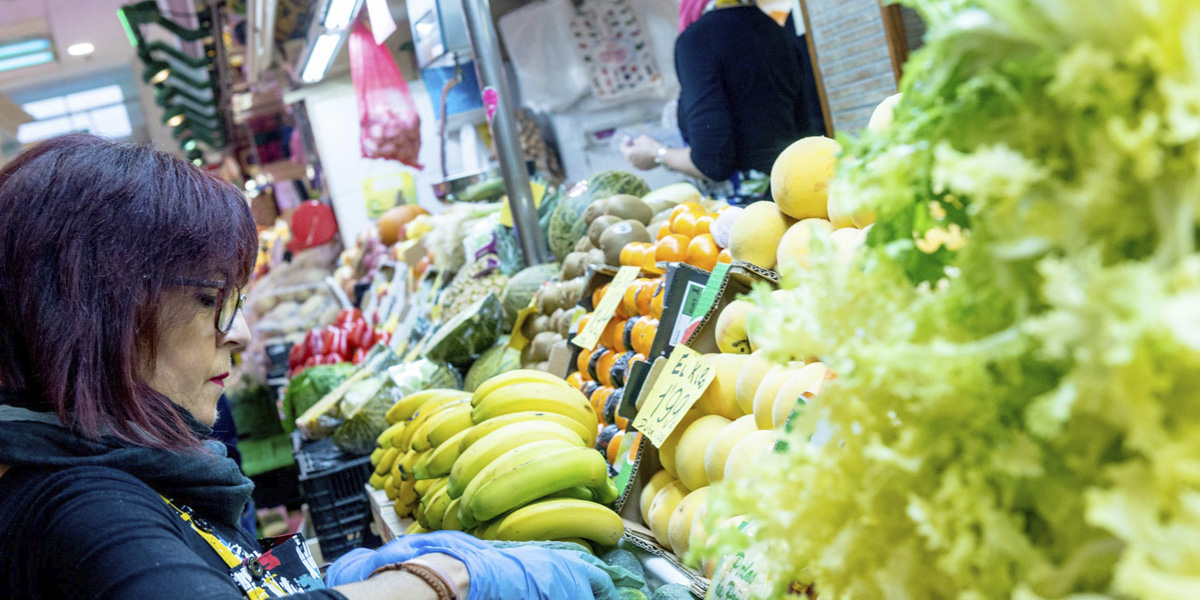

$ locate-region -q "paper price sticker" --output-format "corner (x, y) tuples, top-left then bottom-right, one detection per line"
(572, 266), (641, 350)
(633, 344), (716, 447)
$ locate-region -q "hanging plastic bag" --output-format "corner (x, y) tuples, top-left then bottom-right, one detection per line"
(349, 20), (423, 169)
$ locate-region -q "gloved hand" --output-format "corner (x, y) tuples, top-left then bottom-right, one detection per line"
(431, 542), (620, 600)
(325, 531), (491, 586)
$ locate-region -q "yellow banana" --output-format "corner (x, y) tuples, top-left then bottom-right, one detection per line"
(401, 397), (471, 451)
(369, 472), (386, 490)
(424, 487), (452, 530)
(405, 519), (428, 535)
(411, 403), (473, 451)
(377, 421), (407, 449)
(442, 497), (464, 531)
(459, 411), (594, 452)
(448, 422), (587, 499)
(493, 498), (625, 546)
(471, 370), (571, 407)
(555, 538), (595, 555)
(374, 447), (402, 476)
(384, 475), (398, 501)
(387, 389), (468, 424)
(415, 501), (428, 528)
(475, 518), (506, 540)
(371, 447), (386, 466)
(471, 384), (597, 433)
(466, 445), (610, 522)
(420, 477), (449, 503)
(397, 478), (418, 507)
(424, 428), (472, 480)
(544, 486), (595, 502)
(414, 477), (436, 497)
(459, 440), (579, 517)
(412, 451), (436, 481)
(397, 450), (424, 482)
(593, 477), (620, 505)
(394, 393), (470, 449)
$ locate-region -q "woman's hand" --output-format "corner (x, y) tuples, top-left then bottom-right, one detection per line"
(325, 531), (619, 600)
(620, 135), (665, 171)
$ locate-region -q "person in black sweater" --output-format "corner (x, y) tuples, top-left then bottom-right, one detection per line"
(0, 134), (617, 600)
(622, 0), (821, 188)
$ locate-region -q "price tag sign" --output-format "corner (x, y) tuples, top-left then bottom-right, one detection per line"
(633, 344), (716, 447)
(572, 266), (640, 350)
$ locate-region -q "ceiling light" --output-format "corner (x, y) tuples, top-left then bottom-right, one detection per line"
(0, 38), (51, 59)
(300, 33), (341, 83)
(143, 61), (171, 84)
(67, 43), (95, 56)
(167, 114), (185, 127)
(0, 51), (54, 73)
(322, 0), (361, 30)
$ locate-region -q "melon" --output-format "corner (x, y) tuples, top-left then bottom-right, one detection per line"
(729, 202), (789, 270)
(770, 136), (841, 221)
(548, 171), (649, 260)
(500, 264), (560, 329)
(463, 338), (521, 392)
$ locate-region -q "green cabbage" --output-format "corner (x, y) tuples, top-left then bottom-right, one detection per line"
(703, 1), (1200, 598)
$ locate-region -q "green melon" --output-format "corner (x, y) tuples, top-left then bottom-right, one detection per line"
(500, 264), (559, 329)
(333, 395), (390, 455)
(548, 171), (649, 260)
(424, 294), (504, 366)
(463, 337), (522, 392)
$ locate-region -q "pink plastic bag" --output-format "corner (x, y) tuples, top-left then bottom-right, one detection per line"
(349, 20), (423, 169)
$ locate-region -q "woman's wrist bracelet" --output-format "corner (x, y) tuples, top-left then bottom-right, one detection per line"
(369, 561), (457, 600)
(655, 145), (668, 167)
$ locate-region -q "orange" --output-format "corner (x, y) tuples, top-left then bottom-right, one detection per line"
(576, 313), (591, 335)
(590, 387), (611, 423)
(597, 352), (619, 387)
(693, 214), (714, 236)
(635, 319), (658, 356)
(672, 211), (699, 237)
(635, 280), (656, 316)
(602, 318), (625, 351)
(592, 285), (607, 310)
(619, 243), (637, 267)
(670, 201), (704, 222)
(717, 247), (733, 263)
(576, 348), (593, 375)
(656, 221), (673, 241)
(614, 412), (630, 432)
(630, 318), (648, 352)
(566, 371), (585, 390)
(655, 234), (690, 263)
(607, 430), (626, 465)
(626, 432), (643, 462)
(650, 284), (666, 320)
(642, 245), (663, 274)
(687, 234), (720, 271)
(622, 283), (641, 317)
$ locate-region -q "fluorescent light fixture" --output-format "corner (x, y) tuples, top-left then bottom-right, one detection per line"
(67, 43), (95, 56)
(322, 0), (359, 29)
(300, 33), (340, 83)
(167, 114), (185, 127)
(0, 38), (51, 59)
(0, 51), (54, 73)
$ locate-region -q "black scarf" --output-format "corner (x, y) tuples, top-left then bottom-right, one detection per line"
(0, 391), (253, 527)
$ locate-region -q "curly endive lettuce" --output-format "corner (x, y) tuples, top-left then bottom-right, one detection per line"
(701, 1), (1200, 598)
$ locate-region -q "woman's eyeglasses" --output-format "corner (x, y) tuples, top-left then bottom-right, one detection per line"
(176, 278), (246, 334)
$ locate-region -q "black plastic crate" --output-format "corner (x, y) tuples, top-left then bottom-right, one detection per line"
(294, 435), (380, 562)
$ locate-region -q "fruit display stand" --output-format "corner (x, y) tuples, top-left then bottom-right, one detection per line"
(364, 484), (412, 543)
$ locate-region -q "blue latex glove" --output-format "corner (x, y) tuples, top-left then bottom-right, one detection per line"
(325, 531), (492, 586)
(425, 542), (619, 600)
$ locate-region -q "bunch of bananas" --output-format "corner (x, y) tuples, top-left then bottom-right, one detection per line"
(369, 370), (625, 548)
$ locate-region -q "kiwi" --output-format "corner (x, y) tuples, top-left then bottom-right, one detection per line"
(583, 198), (610, 224)
(531, 314), (552, 336)
(531, 331), (558, 362)
(586, 248), (608, 268)
(646, 199), (677, 215)
(562, 252), (588, 280)
(549, 308), (565, 335)
(575, 236), (596, 253)
(588, 215), (622, 248)
(599, 220), (651, 266)
(520, 342), (537, 367)
(604, 195), (653, 224)
(520, 310), (541, 339)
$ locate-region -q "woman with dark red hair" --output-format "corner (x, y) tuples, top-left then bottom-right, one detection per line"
(0, 135), (619, 600)
(621, 0), (822, 202)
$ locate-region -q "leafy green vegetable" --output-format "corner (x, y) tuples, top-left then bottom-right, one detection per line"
(704, 1), (1200, 598)
(281, 363), (356, 434)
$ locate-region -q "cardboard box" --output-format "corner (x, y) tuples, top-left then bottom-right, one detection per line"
(682, 262), (778, 353)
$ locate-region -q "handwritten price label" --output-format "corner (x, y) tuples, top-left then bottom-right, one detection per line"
(572, 266), (641, 350)
(634, 344), (716, 447)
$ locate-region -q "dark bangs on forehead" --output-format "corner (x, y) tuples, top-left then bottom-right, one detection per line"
(144, 149), (258, 289)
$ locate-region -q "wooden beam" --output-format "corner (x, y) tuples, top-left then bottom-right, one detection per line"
(799, 0), (835, 137)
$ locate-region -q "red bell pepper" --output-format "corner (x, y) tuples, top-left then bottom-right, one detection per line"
(334, 308), (362, 328)
(352, 347), (367, 364)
